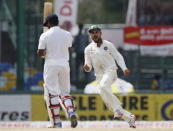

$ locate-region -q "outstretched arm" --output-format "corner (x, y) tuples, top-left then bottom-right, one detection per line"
(109, 43), (130, 76)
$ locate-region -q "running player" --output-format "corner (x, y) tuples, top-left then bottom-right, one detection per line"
(83, 25), (136, 128)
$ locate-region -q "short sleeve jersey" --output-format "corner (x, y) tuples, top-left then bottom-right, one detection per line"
(38, 26), (73, 65)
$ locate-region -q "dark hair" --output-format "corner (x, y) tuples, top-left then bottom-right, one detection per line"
(43, 14), (59, 27)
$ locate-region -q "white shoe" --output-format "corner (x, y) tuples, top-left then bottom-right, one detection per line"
(114, 114), (123, 119)
(128, 115), (136, 128)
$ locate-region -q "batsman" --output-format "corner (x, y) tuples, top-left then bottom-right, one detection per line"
(37, 14), (78, 128)
(83, 25), (136, 128)
(37, 2), (77, 128)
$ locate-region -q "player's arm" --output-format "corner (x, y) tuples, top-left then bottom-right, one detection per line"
(109, 43), (130, 76)
(67, 32), (73, 48)
(37, 49), (46, 58)
(37, 33), (46, 58)
(67, 33), (73, 52)
(83, 47), (92, 72)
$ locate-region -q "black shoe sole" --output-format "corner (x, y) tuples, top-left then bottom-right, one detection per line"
(70, 115), (78, 128)
(130, 126), (136, 128)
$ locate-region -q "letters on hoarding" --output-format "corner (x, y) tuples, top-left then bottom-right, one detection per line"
(54, 0), (78, 31)
(0, 95), (31, 121)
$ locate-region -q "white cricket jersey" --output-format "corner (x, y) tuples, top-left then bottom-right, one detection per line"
(38, 26), (73, 66)
(84, 40), (127, 78)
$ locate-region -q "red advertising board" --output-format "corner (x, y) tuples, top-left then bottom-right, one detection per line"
(124, 26), (173, 56)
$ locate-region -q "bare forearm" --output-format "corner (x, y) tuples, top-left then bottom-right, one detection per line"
(37, 49), (46, 58)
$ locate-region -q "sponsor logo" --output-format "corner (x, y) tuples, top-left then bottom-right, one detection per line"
(161, 99), (173, 120)
(0, 111), (29, 121)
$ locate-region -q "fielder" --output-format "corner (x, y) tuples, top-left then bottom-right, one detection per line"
(83, 25), (136, 128)
(37, 14), (77, 128)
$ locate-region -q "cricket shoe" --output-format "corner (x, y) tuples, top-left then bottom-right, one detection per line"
(48, 122), (62, 128)
(128, 115), (136, 128)
(114, 109), (124, 120)
(68, 112), (78, 128)
(114, 114), (123, 119)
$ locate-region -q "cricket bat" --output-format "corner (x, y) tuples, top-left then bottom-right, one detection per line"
(41, 2), (53, 59)
(43, 2), (53, 32)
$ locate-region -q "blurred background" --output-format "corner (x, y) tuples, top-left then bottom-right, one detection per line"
(0, 0), (173, 123)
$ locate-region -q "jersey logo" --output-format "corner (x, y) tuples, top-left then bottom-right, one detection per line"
(104, 46), (108, 50)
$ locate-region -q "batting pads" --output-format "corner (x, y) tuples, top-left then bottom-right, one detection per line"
(44, 93), (76, 127)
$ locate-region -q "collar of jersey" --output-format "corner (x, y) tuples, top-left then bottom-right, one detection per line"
(50, 26), (60, 30)
(92, 40), (105, 48)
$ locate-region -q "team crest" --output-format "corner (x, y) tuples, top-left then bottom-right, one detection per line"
(104, 46), (108, 50)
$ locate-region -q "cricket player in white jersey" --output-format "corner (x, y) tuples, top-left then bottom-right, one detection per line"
(83, 25), (136, 128)
(37, 14), (77, 128)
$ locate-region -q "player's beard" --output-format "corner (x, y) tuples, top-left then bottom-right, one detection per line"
(93, 38), (102, 44)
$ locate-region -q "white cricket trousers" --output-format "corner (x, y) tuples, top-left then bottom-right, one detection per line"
(97, 69), (132, 122)
(43, 64), (71, 96)
(43, 64), (72, 126)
